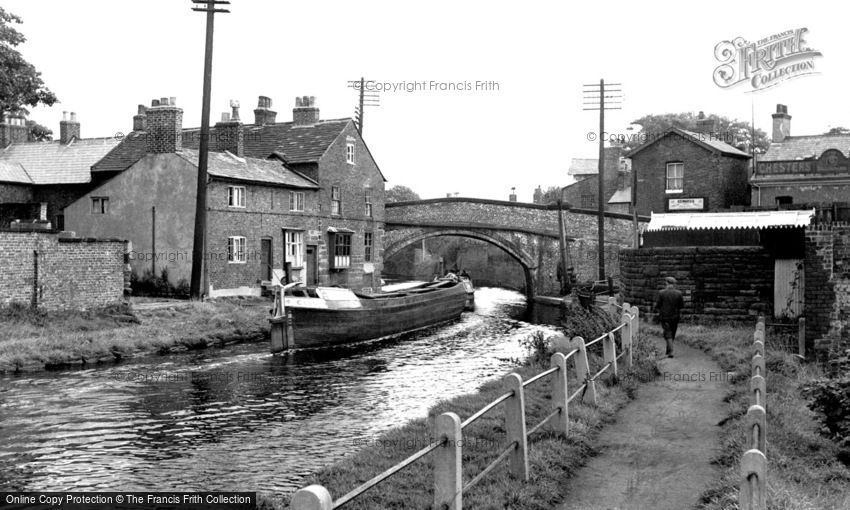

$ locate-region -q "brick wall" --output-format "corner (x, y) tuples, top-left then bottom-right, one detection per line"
(804, 225), (850, 358)
(0, 232), (127, 311)
(621, 246), (773, 321)
(631, 132), (750, 215)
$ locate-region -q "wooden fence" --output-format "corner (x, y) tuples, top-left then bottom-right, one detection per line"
(739, 316), (768, 510)
(290, 301), (640, 510)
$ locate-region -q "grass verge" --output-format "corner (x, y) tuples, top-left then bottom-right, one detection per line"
(277, 317), (659, 510)
(671, 323), (850, 510)
(0, 298), (271, 373)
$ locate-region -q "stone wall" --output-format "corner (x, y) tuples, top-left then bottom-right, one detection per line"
(0, 232), (127, 311)
(620, 246), (773, 321)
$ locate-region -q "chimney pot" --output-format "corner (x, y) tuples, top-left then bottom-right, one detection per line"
(221, 112), (231, 122)
(152, 99), (160, 107)
(137, 104), (147, 115)
(62, 111), (68, 121)
(160, 97), (169, 107)
(70, 112), (77, 122)
(253, 96), (277, 126)
(146, 97), (183, 153)
(169, 97), (177, 107)
(293, 95), (320, 126)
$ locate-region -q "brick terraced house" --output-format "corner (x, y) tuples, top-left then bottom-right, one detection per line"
(751, 104), (850, 219)
(627, 125), (751, 215)
(0, 112), (120, 229)
(65, 95), (385, 297)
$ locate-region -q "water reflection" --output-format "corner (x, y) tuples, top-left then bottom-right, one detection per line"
(0, 288), (560, 494)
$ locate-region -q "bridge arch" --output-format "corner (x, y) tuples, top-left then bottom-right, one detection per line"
(382, 228), (537, 299)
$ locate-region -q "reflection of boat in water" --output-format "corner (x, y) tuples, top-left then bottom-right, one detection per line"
(269, 279), (468, 350)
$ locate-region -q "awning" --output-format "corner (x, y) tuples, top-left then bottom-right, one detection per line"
(327, 226), (355, 233)
(646, 209), (815, 232)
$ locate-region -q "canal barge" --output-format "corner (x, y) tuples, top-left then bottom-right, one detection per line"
(270, 279), (469, 350)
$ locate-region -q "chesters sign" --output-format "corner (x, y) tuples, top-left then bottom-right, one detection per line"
(713, 28), (823, 92)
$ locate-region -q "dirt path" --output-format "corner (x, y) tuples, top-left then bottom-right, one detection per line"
(557, 335), (728, 510)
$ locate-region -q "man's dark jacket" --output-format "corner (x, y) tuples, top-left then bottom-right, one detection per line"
(656, 287), (684, 321)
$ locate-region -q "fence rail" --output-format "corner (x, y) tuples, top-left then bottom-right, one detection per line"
(290, 302), (641, 510)
(739, 316), (768, 510)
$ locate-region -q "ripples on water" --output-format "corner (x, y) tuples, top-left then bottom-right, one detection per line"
(0, 288), (561, 494)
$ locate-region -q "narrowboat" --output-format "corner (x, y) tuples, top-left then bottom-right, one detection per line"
(270, 278), (469, 350)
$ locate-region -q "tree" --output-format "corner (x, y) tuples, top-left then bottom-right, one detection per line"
(825, 127), (850, 136)
(624, 112), (770, 154)
(26, 119), (52, 141)
(539, 186), (562, 204)
(386, 185), (421, 203)
(0, 7), (58, 116)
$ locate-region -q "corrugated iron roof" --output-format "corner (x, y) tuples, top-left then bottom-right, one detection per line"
(0, 160), (32, 184)
(646, 209), (814, 231)
(608, 187), (631, 204)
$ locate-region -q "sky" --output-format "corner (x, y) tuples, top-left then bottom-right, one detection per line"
(6, 0), (847, 201)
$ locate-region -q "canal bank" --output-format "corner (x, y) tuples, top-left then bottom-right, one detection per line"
(0, 288), (564, 498)
(0, 298), (270, 373)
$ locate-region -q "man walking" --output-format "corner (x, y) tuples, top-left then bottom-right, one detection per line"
(655, 276), (684, 357)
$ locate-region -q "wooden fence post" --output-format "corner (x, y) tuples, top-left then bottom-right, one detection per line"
(798, 317), (806, 358)
(752, 353), (765, 379)
(739, 449), (767, 510)
(603, 332), (618, 381)
(629, 305), (640, 341)
(434, 412), (462, 510)
(746, 405), (767, 454)
(750, 375), (766, 409)
(550, 352), (569, 435)
(620, 311), (633, 369)
(504, 373), (529, 481)
(607, 296), (618, 317)
(569, 336), (597, 405)
(290, 485), (333, 510)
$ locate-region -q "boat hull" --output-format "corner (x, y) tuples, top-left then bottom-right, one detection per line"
(275, 282), (468, 348)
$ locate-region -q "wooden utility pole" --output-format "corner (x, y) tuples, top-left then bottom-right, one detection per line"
(583, 80), (622, 280)
(350, 78), (380, 135)
(189, 0), (230, 300)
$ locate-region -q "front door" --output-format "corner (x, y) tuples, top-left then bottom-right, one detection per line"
(306, 245), (318, 286)
(774, 259), (804, 319)
(260, 238), (273, 281)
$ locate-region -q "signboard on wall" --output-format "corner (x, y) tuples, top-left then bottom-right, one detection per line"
(668, 198), (705, 211)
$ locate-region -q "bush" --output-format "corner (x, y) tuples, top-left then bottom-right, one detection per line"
(801, 377), (850, 448)
(131, 267), (190, 299)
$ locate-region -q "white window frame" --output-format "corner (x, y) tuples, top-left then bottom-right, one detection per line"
(289, 191), (305, 212)
(228, 186), (246, 208)
(346, 142), (356, 164)
(666, 163), (684, 193)
(227, 236), (247, 263)
(331, 232), (352, 270)
(331, 186), (342, 216)
(285, 230), (304, 268)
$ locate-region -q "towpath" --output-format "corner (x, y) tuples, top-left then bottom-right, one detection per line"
(558, 332), (728, 510)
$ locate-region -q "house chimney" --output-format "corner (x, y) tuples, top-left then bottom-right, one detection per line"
(133, 105), (147, 132)
(533, 185), (543, 204)
(215, 100), (244, 157)
(695, 111), (716, 134)
(772, 104), (791, 143)
(253, 95), (277, 126)
(59, 111), (81, 144)
(509, 187), (517, 202)
(293, 96), (320, 126)
(145, 97), (183, 153)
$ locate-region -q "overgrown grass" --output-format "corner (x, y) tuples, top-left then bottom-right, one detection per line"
(0, 298), (271, 373)
(669, 323), (850, 510)
(280, 308), (659, 510)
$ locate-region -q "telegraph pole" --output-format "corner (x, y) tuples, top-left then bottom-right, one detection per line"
(583, 80), (622, 280)
(189, 0), (230, 300)
(348, 78), (380, 135)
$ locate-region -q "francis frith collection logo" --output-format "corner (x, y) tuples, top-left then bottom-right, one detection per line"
(713, 28), (823, 92)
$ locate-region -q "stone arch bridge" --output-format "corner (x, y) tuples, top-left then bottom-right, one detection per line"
(384, 198), (648, 298)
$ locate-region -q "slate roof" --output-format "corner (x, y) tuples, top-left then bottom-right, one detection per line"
(760, 134), (850, 162)
(92, 133), (148, 173)
(646, 209), (814, 231)
(182, 119), (352, 163)
(0, 138), (121, 185)
(568, 158), (599, 175)
(626, 127), (751, 159)
(0, 161), (32, 184)
(176, 150), (318, 188)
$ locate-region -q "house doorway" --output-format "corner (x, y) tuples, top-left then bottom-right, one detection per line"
(260, 238), (273, 281)
(774, 259), (804, 318)
(306, 245), (318, 285)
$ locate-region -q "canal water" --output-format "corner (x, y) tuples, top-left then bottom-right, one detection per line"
(0, 288), (562, 495)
